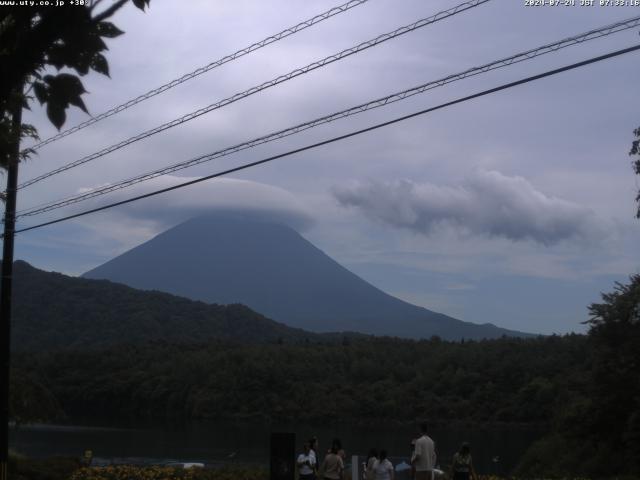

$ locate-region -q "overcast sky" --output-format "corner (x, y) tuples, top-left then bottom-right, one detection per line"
(15, 0), (640, 334)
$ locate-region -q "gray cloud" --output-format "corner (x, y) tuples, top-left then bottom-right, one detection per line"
(81, 176), (315, 233)
(333, 170), (607, 245)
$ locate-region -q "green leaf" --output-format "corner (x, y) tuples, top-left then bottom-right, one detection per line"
(74, 55), (92, 76)
(90, 53), (109, 77)
(96, 21), (124, 39)
(20, 124), (39, 142)
(132, 0), (150, 11)
(42, 74), (90, 121)
(68, 95), (89, 114)
(33, 82), (48, 105)
(45, 73), (87, 99)
(45, 46), (68, 71)
(89, 34), (108, 53)
(46, 102), (66, 130)
(19, 147), (37, 163)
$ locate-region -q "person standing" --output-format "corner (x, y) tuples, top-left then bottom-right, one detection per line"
(365, 448), (378, 480)
(321, 443), (344, 480)
(409, 439), (416, 480)
(329, 438), (345, 461)
(449, 443), (478, 480)
(411, 422), (436, 480)
(373, 449), (394, 480)
(309, 437), (319, 476)
(298, 442), (317, 480)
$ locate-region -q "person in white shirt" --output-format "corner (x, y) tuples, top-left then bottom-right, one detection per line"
(373, 449), (394, 480)
(411, 422), (436, 480)
(298, 442), (317, 480)
(365, 448), (378, 480)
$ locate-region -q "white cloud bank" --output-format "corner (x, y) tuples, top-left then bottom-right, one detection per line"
(66, 176), (315, 259)
(332, 170), (608, 245)
(110, 175), (314, 230)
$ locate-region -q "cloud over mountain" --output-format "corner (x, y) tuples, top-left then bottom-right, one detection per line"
(333, 170), (606, 245)
(88, 175), (315, 232)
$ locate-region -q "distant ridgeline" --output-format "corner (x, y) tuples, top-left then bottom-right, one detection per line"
(9, 260), (326, 351)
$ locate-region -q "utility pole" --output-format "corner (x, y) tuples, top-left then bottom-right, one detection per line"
(0, 92), (22, 480)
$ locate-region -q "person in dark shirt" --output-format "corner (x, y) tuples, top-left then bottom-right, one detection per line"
(449, 443), (478, 480)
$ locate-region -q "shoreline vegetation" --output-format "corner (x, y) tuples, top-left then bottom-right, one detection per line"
(8, 454), (637, 480)
(8, 454), (271, 480)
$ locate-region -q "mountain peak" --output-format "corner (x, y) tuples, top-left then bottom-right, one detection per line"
(84, 214), (533, 340)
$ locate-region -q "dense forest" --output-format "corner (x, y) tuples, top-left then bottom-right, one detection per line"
(12, 335), (588, 425)
(517, 275), (640, 478)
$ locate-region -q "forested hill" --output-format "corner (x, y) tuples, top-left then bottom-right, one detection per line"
(13, 334), (589, 426)
(9, 260), (326, 351)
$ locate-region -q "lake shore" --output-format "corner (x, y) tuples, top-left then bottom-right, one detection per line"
(10, 420), (542, 476)
(9, 455), (624, 480)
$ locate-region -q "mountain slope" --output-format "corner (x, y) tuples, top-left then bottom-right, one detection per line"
(84, 214), (532, 340)
(10, 260), (320, 351)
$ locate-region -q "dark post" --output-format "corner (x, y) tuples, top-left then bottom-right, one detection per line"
(270, 432), (296, 480)
(0, 95), (22, 480)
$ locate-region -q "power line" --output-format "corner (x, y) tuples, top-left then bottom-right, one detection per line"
(16, 14), (640, 218)
(17, 0), (490, 190)
(11, 43), (640, 236)
(28, 0), (371, 151)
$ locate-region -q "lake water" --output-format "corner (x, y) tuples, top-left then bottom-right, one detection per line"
(9, 421), (543, 475)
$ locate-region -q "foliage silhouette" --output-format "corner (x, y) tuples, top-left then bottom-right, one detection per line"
(0, 0), (151, 168)
(516, 275), (640, 478)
